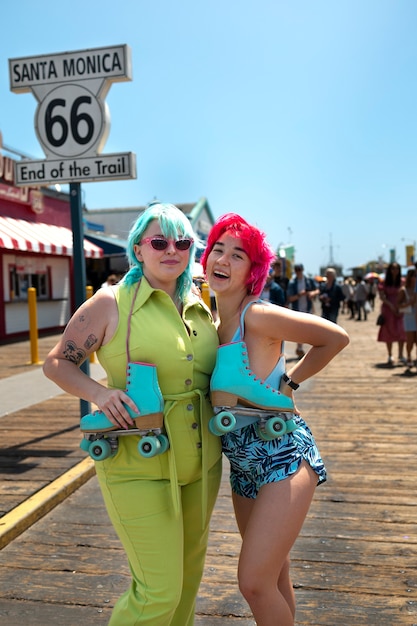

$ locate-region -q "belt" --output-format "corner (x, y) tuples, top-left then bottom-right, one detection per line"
(163, 388), (210, 528)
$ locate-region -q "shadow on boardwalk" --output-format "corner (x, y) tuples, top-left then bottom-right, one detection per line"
(1, 309), (417, 625)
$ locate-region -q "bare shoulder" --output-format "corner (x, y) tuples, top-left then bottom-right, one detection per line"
(243, 300), (287, 336)
(245, 300), (287, 321)
(43, 288), (120, 367)
(64, 287), (118, 348)
(72, 287), (116, 327)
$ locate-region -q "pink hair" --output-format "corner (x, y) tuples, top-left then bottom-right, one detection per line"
(201, 213), (275, 296)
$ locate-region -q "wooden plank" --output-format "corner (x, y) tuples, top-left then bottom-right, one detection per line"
(0, 599), (113, 626)
(0, 334), (68, 380)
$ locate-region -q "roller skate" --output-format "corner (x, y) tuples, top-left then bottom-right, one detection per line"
(80, 362), (168, 461)
(209, 341), (298, 440)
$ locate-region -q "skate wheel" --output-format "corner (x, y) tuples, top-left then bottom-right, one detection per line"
(211, 411), (236, 434)
(208, 417), (224, 436)
(157, 434), (170, 454)
(88, 439), (112, 461)
(138, 435), (161, 458)
(264, 416), (287, 438)
(256, 424), (277, 441)
(285, 418), (298, 433)
(80, 437), (91, 452)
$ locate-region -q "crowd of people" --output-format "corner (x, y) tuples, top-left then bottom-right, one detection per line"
(263, 263), (374, 325)
(42, 202), (414, 625)
(262, 258), (417, 370)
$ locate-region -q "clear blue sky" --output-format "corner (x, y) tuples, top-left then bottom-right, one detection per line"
(1, 0), (417, 275)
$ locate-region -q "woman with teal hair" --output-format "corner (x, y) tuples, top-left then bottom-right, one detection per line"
(43, 202), (222, 625)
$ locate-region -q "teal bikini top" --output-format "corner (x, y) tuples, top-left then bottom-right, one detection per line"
(231, 299), (285, 388)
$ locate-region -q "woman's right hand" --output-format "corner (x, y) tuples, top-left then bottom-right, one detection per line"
(93, 386), (139, 430)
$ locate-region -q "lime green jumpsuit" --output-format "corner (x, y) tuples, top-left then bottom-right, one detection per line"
(94, 278), (222, 625)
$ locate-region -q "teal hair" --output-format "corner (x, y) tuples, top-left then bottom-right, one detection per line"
(121, 203), (199, 302)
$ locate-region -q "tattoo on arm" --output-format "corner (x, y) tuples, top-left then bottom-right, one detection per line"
(63, 340), (86, 365)
(84, 334), (98, 350)
(74, 309), (91, 332)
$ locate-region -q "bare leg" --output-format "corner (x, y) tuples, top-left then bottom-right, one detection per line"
(233, 493), (297, 620)
(278, 555), (295, 617)
(406, 332), (414, 363)
(398, 341), (405, 360)
(232, 462), (317, 626)
(232, 495), (296, 614)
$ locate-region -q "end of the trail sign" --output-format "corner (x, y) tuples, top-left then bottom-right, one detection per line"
(8, 44), (137, 186)
(15, 152), (136, 186)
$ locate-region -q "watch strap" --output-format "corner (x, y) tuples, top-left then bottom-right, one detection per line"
(282, 372), (299, 391)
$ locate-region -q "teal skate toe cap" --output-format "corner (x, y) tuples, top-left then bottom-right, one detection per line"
(80, 411), (115, 433)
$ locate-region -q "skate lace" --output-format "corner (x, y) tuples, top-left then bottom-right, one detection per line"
(241, 347), (279, 394)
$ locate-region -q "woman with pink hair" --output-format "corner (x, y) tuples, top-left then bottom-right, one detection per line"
(201, 213), (349, 626)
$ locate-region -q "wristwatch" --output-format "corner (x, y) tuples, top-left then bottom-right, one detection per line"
(282, 372), (299, 391)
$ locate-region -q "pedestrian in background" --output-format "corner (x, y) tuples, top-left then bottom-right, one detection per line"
(342, 277), (356, 318)
(398, 267), (417, 368)
(287, 264), (319, 357)
(367, 278), (378, 310)
(43, 203), (222, 625)
(262, 271), (286, 306)
(271, 258), (289, 305)
(101, 273), (120, 288)
(415, 261), (417, 331)
(377, 262), (406, 366)
(318, 268), (345, 324)
(353, 276), (369, 322)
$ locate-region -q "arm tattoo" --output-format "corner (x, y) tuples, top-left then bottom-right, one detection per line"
(63, 340), (86, 365)
(84, 334), (98, 350)
(74, 309), (91, 332)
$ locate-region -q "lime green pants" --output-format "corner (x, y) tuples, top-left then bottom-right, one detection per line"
(96, 453), (222, 625)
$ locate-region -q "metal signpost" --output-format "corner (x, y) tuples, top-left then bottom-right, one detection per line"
(9, 44), (137, 416)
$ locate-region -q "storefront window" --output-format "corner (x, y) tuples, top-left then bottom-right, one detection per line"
(9, 266), (50, 301)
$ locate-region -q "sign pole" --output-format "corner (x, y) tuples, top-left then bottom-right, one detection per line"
(69, 181), (90, 417)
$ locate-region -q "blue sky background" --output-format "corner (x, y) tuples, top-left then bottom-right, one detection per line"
(1, 0), (417, 275)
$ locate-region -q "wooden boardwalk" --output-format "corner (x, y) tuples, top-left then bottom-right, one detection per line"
(0, 309), (417, 625)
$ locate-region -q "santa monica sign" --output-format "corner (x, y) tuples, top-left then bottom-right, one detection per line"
(9, 46), (128, 88)
(8, 44), (136, 186)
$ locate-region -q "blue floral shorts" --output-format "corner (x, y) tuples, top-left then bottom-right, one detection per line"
(221, 415), (326, 499)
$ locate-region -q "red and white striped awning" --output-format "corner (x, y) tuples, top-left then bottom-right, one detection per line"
(0, 216), (103, 258)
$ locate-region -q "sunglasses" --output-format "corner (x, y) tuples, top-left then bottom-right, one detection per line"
(140, 237), (193, 251)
